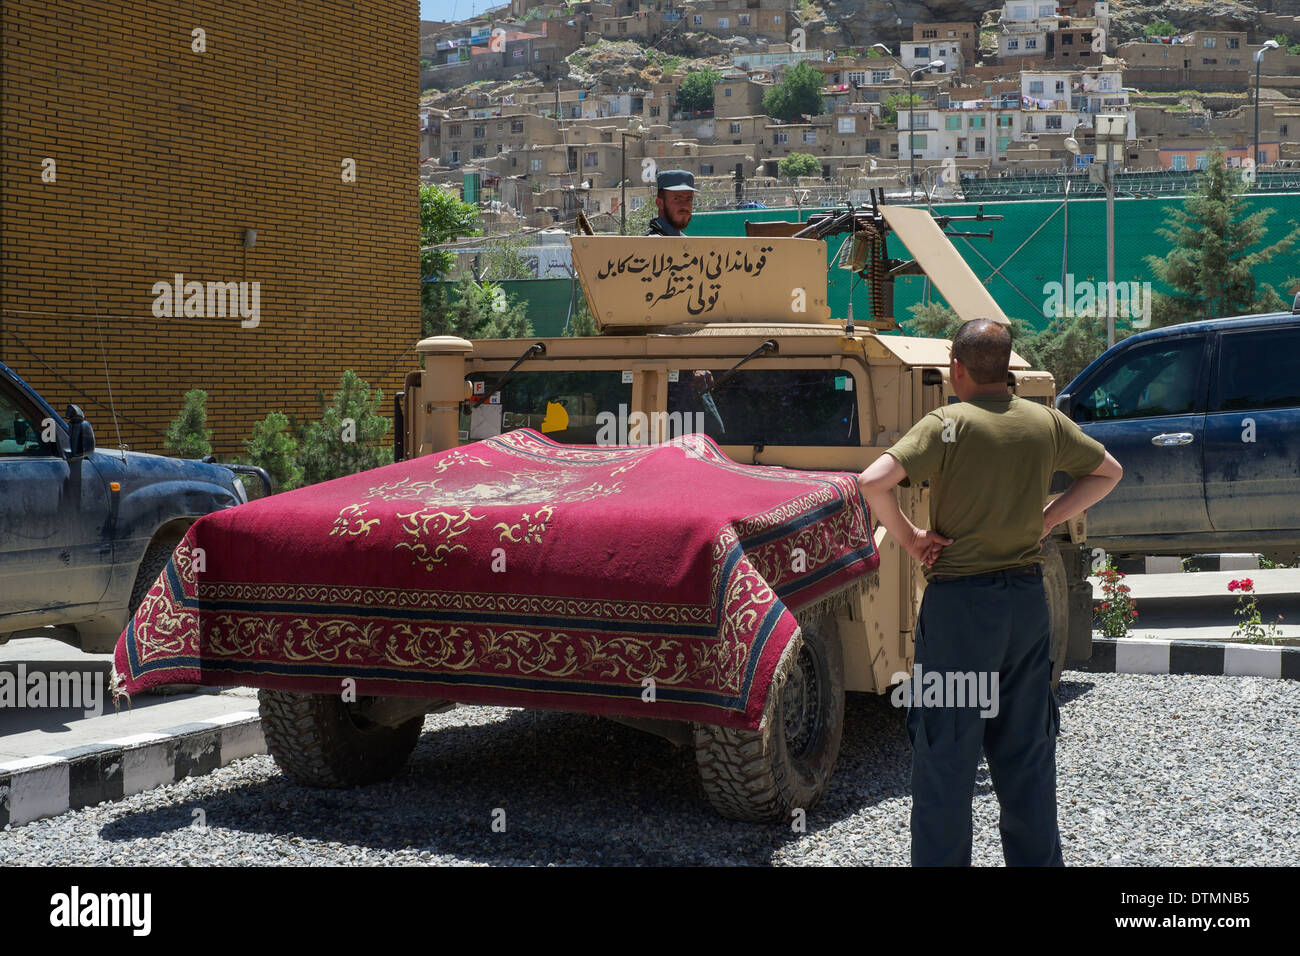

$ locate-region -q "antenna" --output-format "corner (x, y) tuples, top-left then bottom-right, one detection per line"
(88, 279), (127, 463)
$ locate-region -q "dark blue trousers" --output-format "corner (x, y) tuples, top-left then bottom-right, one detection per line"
(907, 568), (1064, 867)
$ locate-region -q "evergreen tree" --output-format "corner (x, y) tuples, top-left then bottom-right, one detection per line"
(164, 388), (213, 459)
(243, 411), (303, 492)
(423, 277), (533, 340)
(297, 371), (393, 486)
(1144, 150), (1300, 326)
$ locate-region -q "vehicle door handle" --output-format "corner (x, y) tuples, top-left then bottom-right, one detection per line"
(1151, 432), (1193, 446)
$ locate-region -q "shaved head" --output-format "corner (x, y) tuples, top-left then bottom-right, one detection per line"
(951, 319), (1011, 385)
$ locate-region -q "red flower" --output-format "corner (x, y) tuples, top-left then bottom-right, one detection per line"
(1130, 611), (1138, 618)
(1228, 580), (1240, 591)
(1241, 578), (1254, 591)
(1101, 602), (1110, 609)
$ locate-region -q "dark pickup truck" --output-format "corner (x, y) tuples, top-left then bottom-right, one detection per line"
(0, 361), (268, 653)
(1056, 309), (1300, 560)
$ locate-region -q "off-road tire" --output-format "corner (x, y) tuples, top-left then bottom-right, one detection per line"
(258, 689), (423, 788)
(1042, 537), (1070, 690)
(693, 611), (846, 823)
(128, 540), (178, 618)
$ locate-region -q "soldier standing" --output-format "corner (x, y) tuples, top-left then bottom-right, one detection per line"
(857, 318), (1123, 866)
(645, 169), (696, 236)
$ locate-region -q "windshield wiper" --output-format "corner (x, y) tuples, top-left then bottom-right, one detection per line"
(472, 342), (546, 405)
(703, 340), (779, 395)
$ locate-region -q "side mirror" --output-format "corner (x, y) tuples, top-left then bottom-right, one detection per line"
(65, 404), (95, 459)
(1056, 393), (1074, 419)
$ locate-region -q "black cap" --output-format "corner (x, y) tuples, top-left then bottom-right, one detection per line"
(656, 169), (696, 192)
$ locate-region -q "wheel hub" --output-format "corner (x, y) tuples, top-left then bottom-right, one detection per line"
(782, 642), (822, 757)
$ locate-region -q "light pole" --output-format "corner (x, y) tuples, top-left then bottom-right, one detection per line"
(1073, 115), (1126, 347)
(619, 118), (643, 235)
(871, 43), (943, 200)
(1254, 40), (1279, 176)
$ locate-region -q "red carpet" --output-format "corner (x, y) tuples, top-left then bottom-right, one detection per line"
(113, 430), (878, 730)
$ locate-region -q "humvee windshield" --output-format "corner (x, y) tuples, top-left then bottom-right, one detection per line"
(460, 367), (859, 446)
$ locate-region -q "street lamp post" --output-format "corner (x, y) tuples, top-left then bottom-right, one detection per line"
(871, 44), (943, 200)
(1073, 115), (1126, 347)
(619, 119), (643, 235)
(1254, 40), (1279, 177)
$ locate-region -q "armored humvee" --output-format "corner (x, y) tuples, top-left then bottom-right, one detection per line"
(257, 194), (1094, 822)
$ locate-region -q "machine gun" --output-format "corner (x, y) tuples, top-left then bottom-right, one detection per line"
(745, 188), (1003, 332)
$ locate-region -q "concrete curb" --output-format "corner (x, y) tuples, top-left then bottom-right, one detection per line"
(1072, 637), (1300, 680)
(0, 709), (264, 828)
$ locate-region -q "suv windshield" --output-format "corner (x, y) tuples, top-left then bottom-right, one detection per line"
(462, 370), (632, 444)
(1073, 338), (1202, 421)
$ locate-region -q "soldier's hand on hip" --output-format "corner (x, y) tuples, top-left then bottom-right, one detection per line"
(906, 528), (954, 568)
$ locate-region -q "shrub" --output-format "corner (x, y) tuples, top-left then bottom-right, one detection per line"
(164, 388), (212, 459)
(297, 371), (393, 486)
(243, 411), (303, 492)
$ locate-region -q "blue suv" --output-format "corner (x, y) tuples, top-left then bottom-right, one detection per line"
(1056, 308), (1300, 559)
(0, 361), (268, 653)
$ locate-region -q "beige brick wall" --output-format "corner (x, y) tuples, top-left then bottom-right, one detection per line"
(1, 0), (419, 458)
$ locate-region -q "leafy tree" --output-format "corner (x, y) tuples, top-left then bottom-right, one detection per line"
(164, 388), (212, 459)
(420, 183), (481, 304)
(1143, 150), (1300, 326)
(243, 411), (302, 492)
(423, 277), (533, 339)
(678, 68), (721, 112)
(478, 233), (535, 279)
(881, 91), (922, 126)
(1144, 19), (1177, 37)
(564, 292), (599, 336)
(297, 371), (393, 486)
(778, 152), (821, 180)
(762, 61), (826, 122)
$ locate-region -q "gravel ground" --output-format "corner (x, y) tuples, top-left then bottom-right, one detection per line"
(1, 670), (1297, 866)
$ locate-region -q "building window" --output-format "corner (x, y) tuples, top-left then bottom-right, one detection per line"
(719, 17), (729, 28)
(866, 138), (880, 153)
(915, 46), (930, 58)
(1062, 33), (1073, 45)
(512, 120), (524, 133)
(803, 131), (817, 143)
(911, 112), (929, 127)
(1196, 154), (1209, 170)
(1203, 57), (1217, 65)
(693, 14), (702, 25)
(1171, 154), (1187, 170)
(650, 106), (660, 117)
(1013, 5), (1029, 18)
(1228, 57), (1241, 65)
(975, 136), (985, 151)
(473, 126), (485, 138)
(1228, 37), (1240, 49)
(530, 158), (542, 171)
(957, 137), (967, 151)
(1046, 115), (1062, 129)
(969, 115), (985, 129)
(1008, 39), (1019, 50)
(730, 121), (742, 133)
(739, 14), (750, 25)
(774, 131), (788, 144)
(909, 133), (927, 150)
(846, 70), (867, 84)
(996, 136), (1011, 152)
(1038, 3), (1054, 16)
(513, 48), (524, 59)
(724, 87), (732, 96)
(1029, 80), (1044, 94)
(838, 116), (855, 133)
(871, 70), (891, 83)
(1203, 37), (1216, 48)
(1025, 37), (1037, 49)
(584, 151), (598, 166)
(449, 150), (460, 163)
(472, 144), (485, 157)
(449, 125), (462, 136)
(997, 114), (1014, 127)
(922, 29), (937, 38)
(774, 15), (781, 24)
(946, 115), (962, 130)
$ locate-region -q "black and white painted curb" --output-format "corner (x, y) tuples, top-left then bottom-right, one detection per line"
(0, 710), (263, 828)
(1074, 637), (1300, 680)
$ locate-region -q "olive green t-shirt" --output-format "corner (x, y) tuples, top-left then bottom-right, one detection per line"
(886, 393), (1106, 579)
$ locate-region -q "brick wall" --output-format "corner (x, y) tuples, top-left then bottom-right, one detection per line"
(1, 0), (419, 458)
